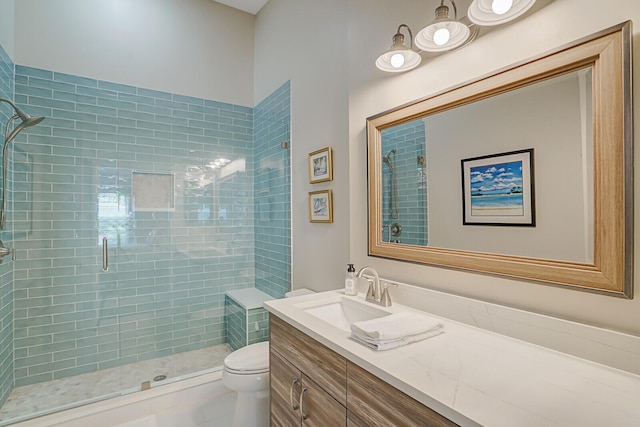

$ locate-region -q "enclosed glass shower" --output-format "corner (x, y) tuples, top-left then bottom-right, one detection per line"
(0, 59), (291, 424)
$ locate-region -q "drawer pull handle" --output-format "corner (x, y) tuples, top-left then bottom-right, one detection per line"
(289, 378), (300, 413)
(299, 386), (309, 421)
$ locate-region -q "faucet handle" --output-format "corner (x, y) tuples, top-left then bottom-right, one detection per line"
(379, 282), (396, 307)
(365, 279), (376, 300)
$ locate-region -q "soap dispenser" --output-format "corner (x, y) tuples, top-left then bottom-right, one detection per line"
(345, 264), (357, 296)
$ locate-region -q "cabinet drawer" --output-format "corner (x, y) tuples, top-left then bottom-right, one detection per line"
(270, 314), (347, 405)
(347, 362), (459, 427)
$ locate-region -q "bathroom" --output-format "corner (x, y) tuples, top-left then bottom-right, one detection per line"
(1, 0), (640, 426)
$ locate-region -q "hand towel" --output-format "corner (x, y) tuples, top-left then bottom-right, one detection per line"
(350, 311), (443, 341)
(350, 326), (444, 351)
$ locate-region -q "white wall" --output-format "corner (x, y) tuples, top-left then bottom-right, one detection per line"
(0, 0), (14, 59)
(254, 0), (350, 292)
(13, 0), (255, 106)
(348, 0), (640, 335)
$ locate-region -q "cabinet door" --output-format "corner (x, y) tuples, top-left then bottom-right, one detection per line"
(270, 349), (302, 427)
(347, 362), (459, 427)
(270, 314), (347, 405)
(300, 374), (346, 427)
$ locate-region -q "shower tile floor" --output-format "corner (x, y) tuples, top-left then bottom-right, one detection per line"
(0, 343), (232, 424)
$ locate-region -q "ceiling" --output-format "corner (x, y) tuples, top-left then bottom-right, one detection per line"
(212, 0), (269, 15)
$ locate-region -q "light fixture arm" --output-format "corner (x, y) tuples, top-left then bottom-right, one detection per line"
(395, 24), (415, 50)
(442, 0), (458, 20)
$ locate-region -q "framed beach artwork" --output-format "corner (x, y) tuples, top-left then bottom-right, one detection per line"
(308, 147), (333, 183)
(461, 149), (535, 226)
(309, 190), (333, 223)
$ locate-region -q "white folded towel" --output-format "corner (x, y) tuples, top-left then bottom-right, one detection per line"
(350, 311), (443, 341)
(350, 326), (444, 351)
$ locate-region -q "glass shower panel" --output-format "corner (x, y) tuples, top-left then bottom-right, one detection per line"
(253, 81), (291, 299)
(4, 66), (256, 423)
(10, 130), (124, 405)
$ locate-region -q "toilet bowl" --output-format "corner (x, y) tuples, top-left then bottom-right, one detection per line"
(223, 341), (270, 427)
(222, 288), (314, 427)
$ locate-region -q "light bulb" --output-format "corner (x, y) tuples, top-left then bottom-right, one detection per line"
(491, 0), (513, 15)
(390, 53), (405, 68)
(433, 28), (451, 46)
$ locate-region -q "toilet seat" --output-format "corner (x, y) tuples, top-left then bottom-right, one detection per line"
(224, 341), (269, 375)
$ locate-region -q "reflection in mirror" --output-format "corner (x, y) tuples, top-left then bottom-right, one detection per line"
(368, 22), (632, 297)
(380, 69), (594, 263)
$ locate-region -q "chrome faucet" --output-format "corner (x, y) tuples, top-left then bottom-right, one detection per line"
(356, 266), (392, 307)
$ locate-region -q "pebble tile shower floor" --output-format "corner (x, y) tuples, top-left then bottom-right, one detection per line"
(0, 343), (232, 424)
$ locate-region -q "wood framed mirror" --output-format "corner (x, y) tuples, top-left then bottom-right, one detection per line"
(366, 22), (633, 298)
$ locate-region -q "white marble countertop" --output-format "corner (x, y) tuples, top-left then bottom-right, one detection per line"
(264, 290), (640, 427)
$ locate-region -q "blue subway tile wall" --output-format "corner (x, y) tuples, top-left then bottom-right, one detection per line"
(253, 81), (291, 299)
(381, 120), (428, 246)
(247, 308), (269, 345)
(225, 295), (246, 351)
(12, 66), (256, 387)
(0, 43), (14, 408)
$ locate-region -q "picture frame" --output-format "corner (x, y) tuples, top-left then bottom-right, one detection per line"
(461, 149), (535, 226)
(309, 190), (333, 223)
(308, 147), (333, 183)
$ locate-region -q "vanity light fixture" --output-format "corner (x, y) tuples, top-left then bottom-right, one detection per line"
(414, 0), (470, 52)
(375, 24), (422, 73)
(376, 0), (537, 73)
(467, 0), (536, 26)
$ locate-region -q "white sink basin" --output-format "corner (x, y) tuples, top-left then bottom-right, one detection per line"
(298, 296), (390, 332)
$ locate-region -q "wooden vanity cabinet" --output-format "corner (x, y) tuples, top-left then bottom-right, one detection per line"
(347, 362), (459, 427)
(269, 313), (458, 427)
(270, 315), (347, 426)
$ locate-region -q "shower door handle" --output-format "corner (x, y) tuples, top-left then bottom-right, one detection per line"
(102, 237), (109, 271)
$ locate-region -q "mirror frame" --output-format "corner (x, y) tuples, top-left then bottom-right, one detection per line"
(367, 22), (633, 298)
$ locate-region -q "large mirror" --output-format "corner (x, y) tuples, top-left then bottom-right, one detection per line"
(367, 22), (633, 298)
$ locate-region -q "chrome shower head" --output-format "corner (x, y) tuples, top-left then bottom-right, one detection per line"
(5, 115), (45, 144)
(382, 148), (396, 169)
(0, 97), (45, 143)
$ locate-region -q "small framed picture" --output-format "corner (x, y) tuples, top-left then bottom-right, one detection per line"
(308, 147), (333, 183)
(461, 149), (535, 226)
(309, 190), (333, 223)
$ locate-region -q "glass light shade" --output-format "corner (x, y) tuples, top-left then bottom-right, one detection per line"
(376, 48), (422, 72)
(468, 0), (536, 26)
(415, 20), (470, 52)
(376, 29), (422, 73)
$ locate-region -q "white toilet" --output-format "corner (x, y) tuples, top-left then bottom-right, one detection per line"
(223, 341), (271, 427)
(222, 288), (315, 427)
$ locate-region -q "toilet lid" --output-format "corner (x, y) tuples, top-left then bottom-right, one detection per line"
(224, 341), (270, 373)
